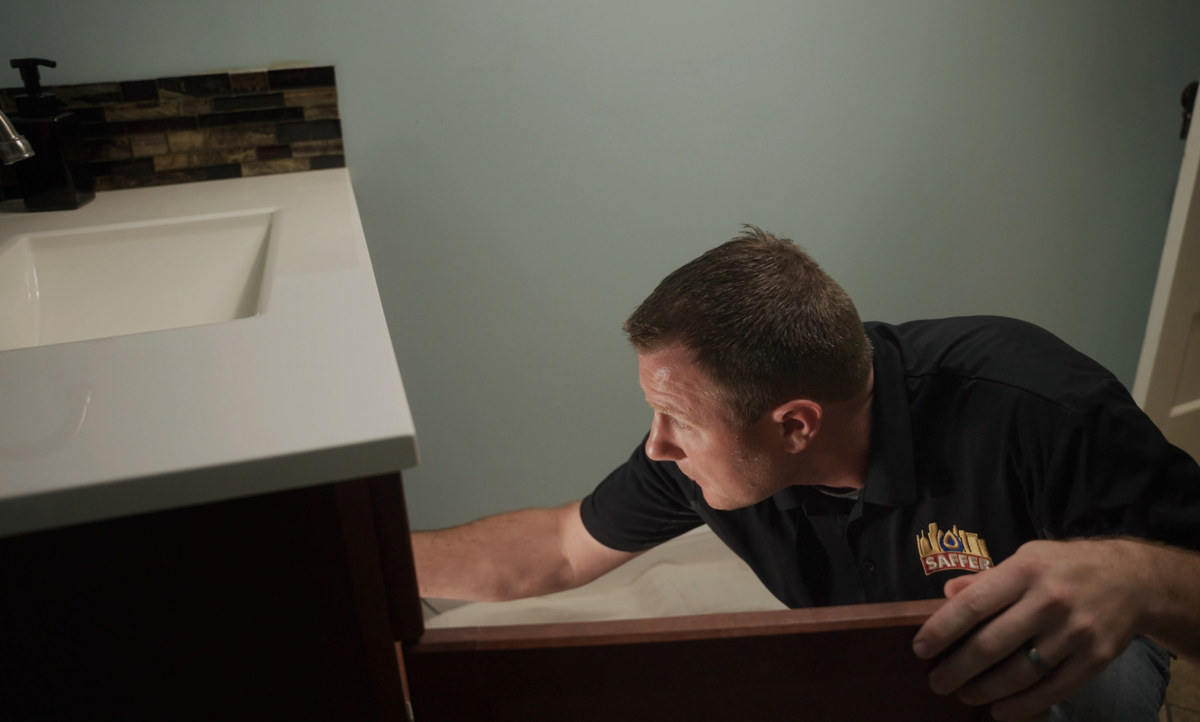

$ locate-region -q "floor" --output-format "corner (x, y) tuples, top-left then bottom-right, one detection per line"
(1165, 659), (1200, 722)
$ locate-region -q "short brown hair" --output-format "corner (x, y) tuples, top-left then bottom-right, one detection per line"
(624, 225), (873, 425)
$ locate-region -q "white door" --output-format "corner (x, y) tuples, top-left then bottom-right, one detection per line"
(1132, 93), (1200, 463)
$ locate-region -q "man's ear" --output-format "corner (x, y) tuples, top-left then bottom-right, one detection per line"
(771, 399), (822, 453)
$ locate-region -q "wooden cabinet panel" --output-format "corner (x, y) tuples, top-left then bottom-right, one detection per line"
(403, 599), (988, 721)
(0, 474), (411, 722)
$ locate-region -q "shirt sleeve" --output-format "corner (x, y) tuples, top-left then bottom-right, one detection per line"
(579, 435), (704, 552)
(1040, 379), (1200, 551)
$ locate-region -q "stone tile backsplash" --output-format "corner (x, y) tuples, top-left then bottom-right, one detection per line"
(0, 65), (344, 198)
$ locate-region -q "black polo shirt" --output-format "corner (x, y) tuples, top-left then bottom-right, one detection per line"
(580, 316), (1200, 608)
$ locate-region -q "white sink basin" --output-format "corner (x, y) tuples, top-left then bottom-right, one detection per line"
(0, 210), (273, 352)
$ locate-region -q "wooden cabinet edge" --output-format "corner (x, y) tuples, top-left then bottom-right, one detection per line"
(404, 597), (945, 653)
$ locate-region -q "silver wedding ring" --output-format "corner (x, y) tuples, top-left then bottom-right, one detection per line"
(1028, 646), (1054, 678)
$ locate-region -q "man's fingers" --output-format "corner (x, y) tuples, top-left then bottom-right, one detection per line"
(955, 648), (1042, 707)
(914, 566), (1026, 659)
(926, 596), (1049, 695)
(955, 634), (1071, 707)
(944, 574), (977, 599)
(989, 651), (1102, 721)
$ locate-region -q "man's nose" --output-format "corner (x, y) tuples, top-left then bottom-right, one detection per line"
(646, 413), (686, 462)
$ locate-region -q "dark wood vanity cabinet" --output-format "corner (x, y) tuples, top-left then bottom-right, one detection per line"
(405, 603), (991, 721)
(405, 602), (995, 721)
(0, 473), (985, 721)
(0, 473), (419, 721)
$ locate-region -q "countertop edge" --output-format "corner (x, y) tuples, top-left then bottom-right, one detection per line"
(0, 434), (418, 539)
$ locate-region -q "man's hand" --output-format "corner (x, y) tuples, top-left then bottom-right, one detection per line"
(910, 538), (1150, 721)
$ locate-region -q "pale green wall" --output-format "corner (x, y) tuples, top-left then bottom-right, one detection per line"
(3, 2), (1196, 530)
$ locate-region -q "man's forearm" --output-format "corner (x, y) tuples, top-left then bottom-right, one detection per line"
(412, 505), (575, 602)
(1128, 538), (1200, 666)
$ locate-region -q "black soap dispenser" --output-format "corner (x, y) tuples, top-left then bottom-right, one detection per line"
(9, 58), (94, 211)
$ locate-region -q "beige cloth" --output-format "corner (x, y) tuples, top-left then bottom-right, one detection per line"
(425, 524), (786, 628)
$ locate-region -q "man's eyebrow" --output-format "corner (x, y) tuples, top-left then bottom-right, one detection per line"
(646, 400), (692, 421)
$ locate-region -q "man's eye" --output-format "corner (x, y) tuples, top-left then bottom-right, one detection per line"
(671, 418), (689, 430)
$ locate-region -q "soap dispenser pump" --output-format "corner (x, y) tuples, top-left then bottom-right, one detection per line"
(9, 57), (94, 211)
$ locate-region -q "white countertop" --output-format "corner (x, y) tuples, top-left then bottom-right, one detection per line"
(0, 169), (418, 538)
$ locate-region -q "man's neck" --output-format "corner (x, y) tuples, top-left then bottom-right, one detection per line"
(804, 370), (874, 491)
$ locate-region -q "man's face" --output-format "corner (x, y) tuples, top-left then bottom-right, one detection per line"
(638, 346), (792, 510)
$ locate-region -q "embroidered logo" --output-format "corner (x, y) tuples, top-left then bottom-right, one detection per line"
(916, 522), (993, 575)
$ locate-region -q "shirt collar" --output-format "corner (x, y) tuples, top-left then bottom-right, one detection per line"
(772, 323), (917, 512)
(861, 324), (917, 506)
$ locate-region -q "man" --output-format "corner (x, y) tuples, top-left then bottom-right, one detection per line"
(414, 226), (1200, 721)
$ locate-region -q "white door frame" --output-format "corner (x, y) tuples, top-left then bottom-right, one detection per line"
(1132, 88), (1200, 462)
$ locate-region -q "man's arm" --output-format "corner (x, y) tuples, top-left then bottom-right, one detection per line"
(1140, 540), (1200, 663)
(412, 499), (644, 602)
(911, 537), (1200, 720)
